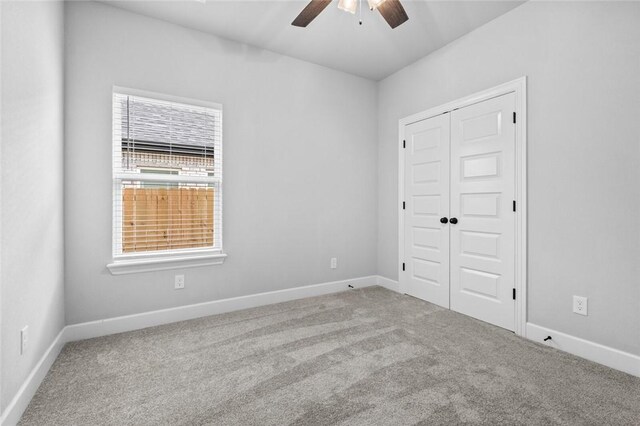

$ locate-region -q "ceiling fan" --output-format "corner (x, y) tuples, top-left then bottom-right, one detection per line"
(292, 0), (409, 29)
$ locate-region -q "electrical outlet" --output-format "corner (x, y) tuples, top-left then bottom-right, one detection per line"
(573, 296), (588, 316)
(175, 275), (185, 290)
(330, 258), (337, 269)
(20, 326), (29, 355)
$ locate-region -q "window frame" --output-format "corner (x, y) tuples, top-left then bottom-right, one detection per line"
(107, 86), (226, 275)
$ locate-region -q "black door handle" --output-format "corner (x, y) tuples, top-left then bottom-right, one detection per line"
(449, 217), (458, 224)
(440, 217), (448, 224)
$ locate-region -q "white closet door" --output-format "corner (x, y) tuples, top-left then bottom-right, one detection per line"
(403, 114), (450, 308)
(449, 93), (516, 331)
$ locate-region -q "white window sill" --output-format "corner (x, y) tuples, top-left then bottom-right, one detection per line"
(107, 252), (227, 275)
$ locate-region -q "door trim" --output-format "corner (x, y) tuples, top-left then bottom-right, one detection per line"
(398, 77), (528, 336)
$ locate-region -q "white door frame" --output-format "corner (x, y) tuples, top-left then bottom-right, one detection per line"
(398, 77), (528, 337)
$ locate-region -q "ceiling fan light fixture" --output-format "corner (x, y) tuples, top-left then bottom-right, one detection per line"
(337, 0), (358, 14)
(291, 0), (408, 29)
(367, 0), (387, 10)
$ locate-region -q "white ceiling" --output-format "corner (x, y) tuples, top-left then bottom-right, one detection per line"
(103, 0), (524, 80)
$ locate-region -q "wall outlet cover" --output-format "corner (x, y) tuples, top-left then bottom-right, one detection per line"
(20, 326), (29, 355)
(330, 258), (337, 269)
(175, 275), (185, 289)
(573, 296), (588, 316)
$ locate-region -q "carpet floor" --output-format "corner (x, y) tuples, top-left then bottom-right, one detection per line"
(18, 287), (640, 425)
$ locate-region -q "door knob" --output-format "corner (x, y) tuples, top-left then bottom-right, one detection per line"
(440, 217), (448, 224)
(449, 217), (458, 224)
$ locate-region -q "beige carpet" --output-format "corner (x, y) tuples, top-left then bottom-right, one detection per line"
(19, 287), (640, 425)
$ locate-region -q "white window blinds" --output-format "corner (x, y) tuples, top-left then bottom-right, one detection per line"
(112, 90), (223, 257)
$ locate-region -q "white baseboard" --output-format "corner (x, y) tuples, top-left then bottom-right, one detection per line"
(376, 275), (400, 293)
(526, 323), (640, 377)
(0, 329), (66, 426)
(64, 275), (382, 342)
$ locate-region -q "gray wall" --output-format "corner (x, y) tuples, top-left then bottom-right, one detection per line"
(377, 1), (640, 355)
(64, 2), (378, 324)
(0, 1), (66, 412)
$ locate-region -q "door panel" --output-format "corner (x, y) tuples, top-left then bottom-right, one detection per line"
(450, 93), (516, 331)
(403, 114), (450, 307)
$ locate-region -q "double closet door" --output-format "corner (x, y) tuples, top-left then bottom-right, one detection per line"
(403, 93), (516, 331)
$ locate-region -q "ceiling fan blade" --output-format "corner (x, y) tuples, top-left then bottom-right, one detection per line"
(291, 0), (333, 27)
(377, 0), (408, 29)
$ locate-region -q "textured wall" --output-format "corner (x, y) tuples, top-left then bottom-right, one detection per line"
(64, 2), (378, 324)
(0, 0), (66, 412)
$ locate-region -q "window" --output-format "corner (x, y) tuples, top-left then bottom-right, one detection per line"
(108, 88), (225, 274)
